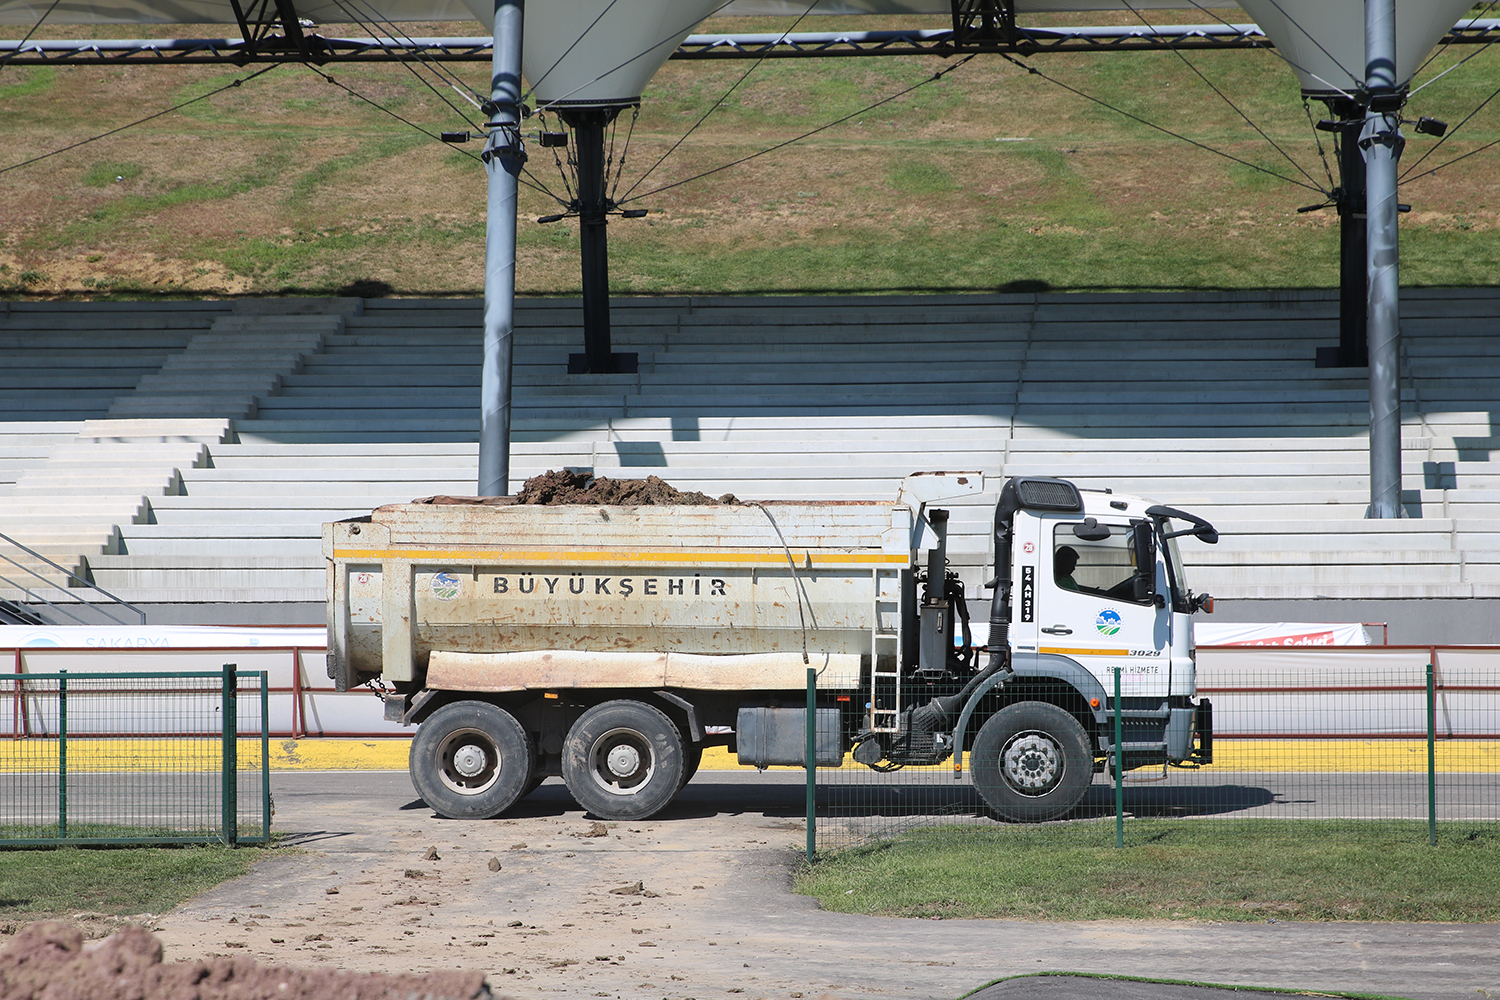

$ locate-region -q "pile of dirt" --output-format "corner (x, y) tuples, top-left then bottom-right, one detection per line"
(0, 922), (491, 1000)
(513, 470), (738, 506)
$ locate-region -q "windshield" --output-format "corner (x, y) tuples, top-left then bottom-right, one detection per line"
(1158, 521), (1191, 612)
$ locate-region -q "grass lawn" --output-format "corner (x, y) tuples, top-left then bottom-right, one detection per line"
(796, 821), (1500, 922)
(0, 845), (256, 929)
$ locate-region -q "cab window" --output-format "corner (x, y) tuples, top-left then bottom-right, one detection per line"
(1053, 523), (1151, 604)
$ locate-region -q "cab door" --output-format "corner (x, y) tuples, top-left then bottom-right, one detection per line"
(1040, 517), (1171, 699)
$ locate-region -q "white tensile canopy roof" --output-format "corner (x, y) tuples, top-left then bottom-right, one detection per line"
(1236, 0), (1477, 96)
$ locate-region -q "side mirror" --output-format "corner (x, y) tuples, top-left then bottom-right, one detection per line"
(1131, 522), (1156, 602)
(1073, 517), (1111, 542)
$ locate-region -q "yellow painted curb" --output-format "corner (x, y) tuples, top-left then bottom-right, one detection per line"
(0, 738), (1494, 773)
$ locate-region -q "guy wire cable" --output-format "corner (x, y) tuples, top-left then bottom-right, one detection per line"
(0, 64), (279, 176)
(521, 0), (622, 105)
(620, 53), (977, 205)
(528, 0), (742, 116)
(1182, 0), (1362, 101)
(1302, 97), (1337, 193)
(1121, 0), (1321, 190)
(620, 0), (823, 203)
(1401, 134), (1500, 187)
(334, 0), (486, 110)
(990, 50), (1324, 194)
(1410, 1), (1499, 84)
(302, 63), (568, 206)
(328, 0), (484, 128)
(0, 0), (61, 67)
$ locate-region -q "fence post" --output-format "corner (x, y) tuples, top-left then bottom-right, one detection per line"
(261, 671), (272, 842)
(1113, 665), (1124, 849)
(806, 666), (816, 863)
(1426, 661), (1437, 846)
(222, 663), (238, 847)
(57, 670), (67, 840)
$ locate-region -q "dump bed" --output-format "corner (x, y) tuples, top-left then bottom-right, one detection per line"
(324, 501), (915, 693)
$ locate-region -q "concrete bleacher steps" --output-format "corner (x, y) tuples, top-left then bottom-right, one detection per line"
(1, 290), (1496, 629)
(0, 419), (230, 607)
(105, 299), (357, 420)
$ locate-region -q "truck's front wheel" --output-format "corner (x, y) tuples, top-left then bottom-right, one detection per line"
(563, 700), (684, 821)
(971, 702), (1092, 822)
(410, 701), (534, 819)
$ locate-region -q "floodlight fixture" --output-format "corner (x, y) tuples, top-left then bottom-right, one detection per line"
(537, 214), (568, 224)
(1414, 116), (1448, 137)
(620, 209), (648, 218)
(539, 131), (568, 148)
(440, 131), (470, 143)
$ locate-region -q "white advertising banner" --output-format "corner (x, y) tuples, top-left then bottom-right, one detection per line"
(0, 625), (327, 649)
(0, 625), (405, 738)
(1195, 622), (1373, 647)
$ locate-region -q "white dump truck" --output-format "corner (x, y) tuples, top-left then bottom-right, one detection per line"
(324, 473), (1218, 823)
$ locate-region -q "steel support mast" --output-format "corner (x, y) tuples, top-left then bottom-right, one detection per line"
(478, 0), (524, 497)
(1364, 0), (1403, 519)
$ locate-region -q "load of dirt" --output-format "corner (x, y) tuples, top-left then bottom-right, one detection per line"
(513, 470), (738, 506)
(0, 921), (492, 1000)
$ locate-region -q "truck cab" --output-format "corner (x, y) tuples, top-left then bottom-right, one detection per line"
(943, 476), (1217, 821)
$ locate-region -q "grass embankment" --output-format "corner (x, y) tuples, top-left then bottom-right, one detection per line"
(0, 845), (255, 929)
(2, 12), (1499, 297)
(797, 821), (1500, 922)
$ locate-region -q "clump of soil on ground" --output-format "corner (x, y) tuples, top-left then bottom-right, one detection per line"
(513, 470), (738, 506)
(0, 921), (492, 1000)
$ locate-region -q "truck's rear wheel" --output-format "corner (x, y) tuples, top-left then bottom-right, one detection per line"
(410, 701), (533, 820)
(563, 700), (684, 821)
(971, 702), (1092, 823)
(678, 742), (703, 791)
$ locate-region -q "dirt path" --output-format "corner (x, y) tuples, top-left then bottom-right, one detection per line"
(151, 773), (867, 998)
(138, 772), (1499, 1000)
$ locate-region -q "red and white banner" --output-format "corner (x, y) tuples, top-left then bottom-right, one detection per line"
(1195, 622), (1372, 647)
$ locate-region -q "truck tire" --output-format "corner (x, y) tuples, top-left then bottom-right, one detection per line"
(563, 700), (684, 821)
(971, 701), (1092, 823)
(678, 742), (704, 791)
(410, 701), (534, 820)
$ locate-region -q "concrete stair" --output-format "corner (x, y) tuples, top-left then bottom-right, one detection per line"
(107, 321), (341, 420)
(0, 419), (230, 603)
(1, 291), (1496, 622)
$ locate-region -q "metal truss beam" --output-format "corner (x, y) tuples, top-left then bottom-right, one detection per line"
(4, 20), (1500, 66)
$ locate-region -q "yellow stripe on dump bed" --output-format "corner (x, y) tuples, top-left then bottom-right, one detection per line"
(333, 548), (908, 566)
(1040, 646), (1130, 657)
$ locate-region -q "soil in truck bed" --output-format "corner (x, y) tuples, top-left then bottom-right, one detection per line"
(406, 471), (739, 508)
(514, 470), (738, 506)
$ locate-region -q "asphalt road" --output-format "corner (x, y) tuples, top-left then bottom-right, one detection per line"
(8, 766), (1490, 829)
(144, 769), (1500, 1000)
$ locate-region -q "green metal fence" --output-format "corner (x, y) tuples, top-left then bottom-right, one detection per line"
(807, 659), (1500, 857)
(0, 665), (271, 847)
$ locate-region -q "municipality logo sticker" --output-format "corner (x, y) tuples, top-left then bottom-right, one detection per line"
(1094, 609), (1123, 636)
(430, 572), (462, 601)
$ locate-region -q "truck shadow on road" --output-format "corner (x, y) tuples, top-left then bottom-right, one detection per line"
(813, 781), (1277, 820)
(389, 778), (1278, 825)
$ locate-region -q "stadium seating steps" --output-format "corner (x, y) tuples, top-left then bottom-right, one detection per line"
(0, 290), (1495, 616)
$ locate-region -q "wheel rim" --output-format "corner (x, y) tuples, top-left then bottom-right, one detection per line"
(999, 729), (1065, 796)
(587, 726), (654, 795)
(436, 726), (501, 796)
